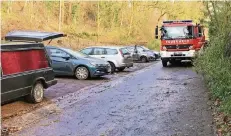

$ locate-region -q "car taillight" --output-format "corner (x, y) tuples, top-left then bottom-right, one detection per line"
(119, 49), (124, 57)
(161, 46), (167, 51)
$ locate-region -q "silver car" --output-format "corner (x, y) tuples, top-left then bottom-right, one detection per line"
(126, 45), (158, 62)
(80, 46), (133, 73)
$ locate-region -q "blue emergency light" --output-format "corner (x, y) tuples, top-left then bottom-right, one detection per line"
(163, 20), (193, 23)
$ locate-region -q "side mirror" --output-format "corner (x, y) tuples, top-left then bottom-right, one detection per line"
(155, 26), (159, 39)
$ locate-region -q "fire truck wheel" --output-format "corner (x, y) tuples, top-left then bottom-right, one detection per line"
(162, 60), (168, 67)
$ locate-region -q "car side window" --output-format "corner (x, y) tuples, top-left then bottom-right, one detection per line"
(81, 48), (93, 55)
(93, 48), (105, 55)
(127, 47), (134, 52)
(48, 48), (68, 57)
(137, 47), (143, 52)
(105, 48), (118, 55)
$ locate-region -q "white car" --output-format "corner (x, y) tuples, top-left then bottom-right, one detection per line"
(80, 46), (133, 73)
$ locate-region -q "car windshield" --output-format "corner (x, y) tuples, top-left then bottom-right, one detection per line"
(141, 46), (150, 51)
(62, 48), (88, 58)
(161, 26), (193, 39)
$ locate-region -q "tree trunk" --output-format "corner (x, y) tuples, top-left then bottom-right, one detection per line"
(61, 1), (65, 25)
(30, 1), (34, 24)
(120, 9), (123, 27)
(157, 11), (166, 25)
(211, 1), (219, 29)
(68, 2), (72, 24)
(59, 0), (62, 31)
(128, 2), (134, 36)
(97, 1), (100, 42)
(7, 1), (12, 14)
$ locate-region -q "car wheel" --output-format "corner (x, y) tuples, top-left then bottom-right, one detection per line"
(75, 66), (89, 80)
(162, 60), (168, 67)
(26, 81), (44, 103)
(108, 62), (116, 73)
(117, 67), (125, 72)
(141, 56), (148, 63)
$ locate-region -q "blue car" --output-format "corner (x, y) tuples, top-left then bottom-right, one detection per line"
(46, 46), (110, 80)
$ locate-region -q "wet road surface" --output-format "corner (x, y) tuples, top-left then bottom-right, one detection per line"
(4, 62), (215, 136)
(1, 62), (155, 121)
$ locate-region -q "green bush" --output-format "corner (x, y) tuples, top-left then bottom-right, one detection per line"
(195, 2), (231, 114)
(147, 39), (160, 50)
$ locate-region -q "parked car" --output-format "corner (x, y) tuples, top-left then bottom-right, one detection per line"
(125, 45), (159, 62)
(141, 46), (161, 59)
(80, 46), (133, 73)
(46, 46), (110, 80)
(1, 31), (61, 103)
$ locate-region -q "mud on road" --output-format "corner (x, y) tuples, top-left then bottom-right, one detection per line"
(2, 61), (215, 136)
(1, 62), (156, 122)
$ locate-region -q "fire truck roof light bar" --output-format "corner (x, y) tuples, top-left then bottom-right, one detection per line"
(163, 20), (193, 23)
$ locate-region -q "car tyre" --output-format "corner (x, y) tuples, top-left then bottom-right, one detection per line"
(162, 60), (168, 67)
(141, 56), (148, 63)
(108, 62), (116, 73)
(117, 67), (125, 72)
(26, 81), (44, 103)
(75, 66), (89, 80)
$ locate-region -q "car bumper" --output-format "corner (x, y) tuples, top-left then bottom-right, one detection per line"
(118, 62), (133, 68)
(90, 67), (110, 77)
(148, 56), (156, 60)
(45, 79), (57, 88)
(160, 50), (195, 60)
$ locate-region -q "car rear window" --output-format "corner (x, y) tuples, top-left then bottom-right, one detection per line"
(120, 48), (130, 55)
(105, 48), (118, 55)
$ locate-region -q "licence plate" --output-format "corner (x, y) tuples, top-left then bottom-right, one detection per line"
(174, 52), (182, 55)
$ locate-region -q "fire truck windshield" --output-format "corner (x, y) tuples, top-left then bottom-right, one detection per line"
(161, 26), (193, 39)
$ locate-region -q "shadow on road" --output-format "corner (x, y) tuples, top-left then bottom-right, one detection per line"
(55, 75), (110, 81)
(168, 62), (193, 68)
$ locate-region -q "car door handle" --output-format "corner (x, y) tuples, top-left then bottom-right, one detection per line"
(101, 57), (105, 58)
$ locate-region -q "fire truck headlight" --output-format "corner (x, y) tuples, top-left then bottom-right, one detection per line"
(162, 46), (167, 51)
(189, 45), (194, 50)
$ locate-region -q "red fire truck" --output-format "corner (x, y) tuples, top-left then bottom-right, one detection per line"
(155, 20), (205, 67)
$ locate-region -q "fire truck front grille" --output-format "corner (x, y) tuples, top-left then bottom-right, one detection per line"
(165, 44), (191, 50)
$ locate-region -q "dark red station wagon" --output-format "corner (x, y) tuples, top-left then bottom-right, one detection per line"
(1, 31), (64, 103)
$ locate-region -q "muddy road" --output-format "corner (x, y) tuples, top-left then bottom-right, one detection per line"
(3, 62), (215, 136)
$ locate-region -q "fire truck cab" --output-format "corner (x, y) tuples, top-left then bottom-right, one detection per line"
(155, 20), (205, 67)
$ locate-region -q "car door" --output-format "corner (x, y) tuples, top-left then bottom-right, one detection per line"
(47, 48), (73, 75)
(132, 46), (140, 61)
(91, 47), (106, 60)
(105, 48), (118, 61)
